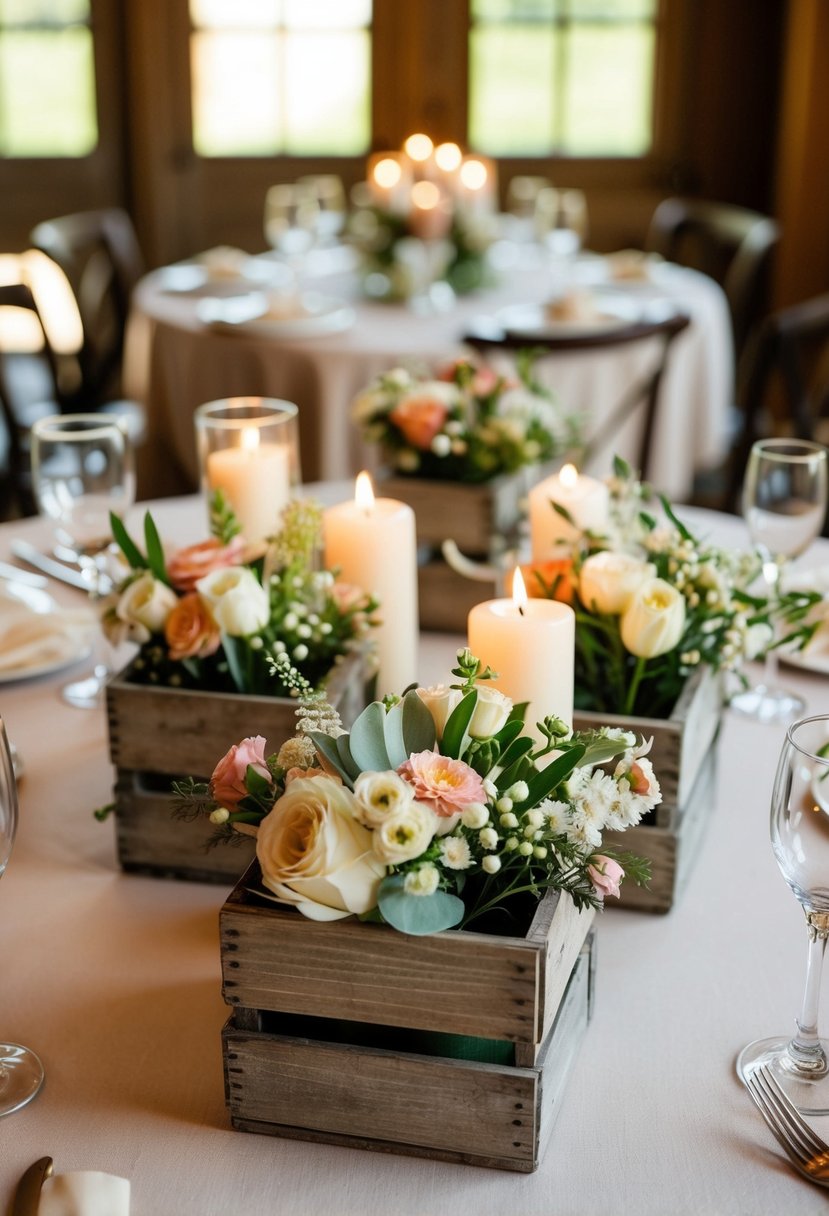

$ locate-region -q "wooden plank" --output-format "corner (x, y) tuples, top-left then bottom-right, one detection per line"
(417, 557), (496, 633)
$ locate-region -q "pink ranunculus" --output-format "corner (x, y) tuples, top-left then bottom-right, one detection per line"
(397, 750), (487, 818)
(166, 536), (247, 593)
(587, 856), (625, 900)
(389, 395), (449, 450)
(330, 581), (369, 615)
(471, 366), (501, 396)
(210, 736), (271, 811)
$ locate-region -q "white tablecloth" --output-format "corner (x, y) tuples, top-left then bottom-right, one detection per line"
(124, 251), (734, 503)
(3, 497), (828, 1216)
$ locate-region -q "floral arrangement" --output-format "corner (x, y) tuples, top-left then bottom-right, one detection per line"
(524, 458), (823, 718)
(353, 355), (580, 484)
(102, 494), (378, 697)
(174, 649), (652, 936)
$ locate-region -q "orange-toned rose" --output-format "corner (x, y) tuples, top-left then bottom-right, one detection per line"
(519, 558), (576, 606)
(165, 593), (221, 660)
(166, 536), (247, 593)
(389, 395), (449, 450)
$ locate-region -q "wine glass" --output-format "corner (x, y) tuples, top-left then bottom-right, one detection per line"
(30, 413), (135, 709)
(737, 714), (829, 1113)
(731, 437), (828, 723)
(297, 174), (347, 246)
(263, 183), (320, 259)
(0, 717), (45, 1117)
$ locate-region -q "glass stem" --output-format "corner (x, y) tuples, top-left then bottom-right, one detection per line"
(788, 910), (829, 1075)
(761, 557), (781, 690)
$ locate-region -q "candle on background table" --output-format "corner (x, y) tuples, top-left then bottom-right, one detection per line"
(323, 472), (419, 698)
(205, 425), (291, 545)
(408, 180), (452, 242)
(468, 568), (575, 742)
(402, 132), (435, 181)
(367, 152), (412, 214)
(457, 155), (497, 215)
(529, 462), (610, 559)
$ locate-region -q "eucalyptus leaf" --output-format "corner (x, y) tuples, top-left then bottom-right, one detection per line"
(349, 701), (392, 772)
(442, 689), (478, 759)
(400, 689), (436, 755)
(378, 874), (465, 935)
(382, 701), (407, 769)
(336, 732), (360, 780)
(109, 511), (146, 569)
(308, 731), (354, 788)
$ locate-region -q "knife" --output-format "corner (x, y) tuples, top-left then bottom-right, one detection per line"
(10, 541), (99, 593)
(0, 561), (49, 590)
(12, 1155), (53, 1215)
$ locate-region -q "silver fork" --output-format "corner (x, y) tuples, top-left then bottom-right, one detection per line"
(743, 1062), (829, 1186)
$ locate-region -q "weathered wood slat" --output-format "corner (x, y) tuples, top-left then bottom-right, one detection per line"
(417, 557), (496, 632)
(379, 470), (543, 553)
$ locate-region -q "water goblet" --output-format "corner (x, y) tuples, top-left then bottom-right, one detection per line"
(738, 713), (829, 1113)
(0, 717), (45, 1117)
(731, 437), (828, 724)
(30, 413), (135, 708)
(263, 183), (320, 260)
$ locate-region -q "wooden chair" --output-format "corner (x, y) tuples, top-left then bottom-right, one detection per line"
(29, 208), (145, 410)
(645, 197), (780, 365)
(463, 312), (691, 483)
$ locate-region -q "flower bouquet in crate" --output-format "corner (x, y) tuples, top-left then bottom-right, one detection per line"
(100, 495), (379, 882)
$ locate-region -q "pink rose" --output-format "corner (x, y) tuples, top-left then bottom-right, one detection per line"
(167, 536), (247, 593)
(330, 581), (369, 615)
(210, 736), (271, 811)
(588, 856), (625, 900)
(397, 750), (487, 818)
(389, 395), (449, 450)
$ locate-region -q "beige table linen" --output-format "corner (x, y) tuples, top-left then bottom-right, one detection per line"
(2, 496), (829, 1216)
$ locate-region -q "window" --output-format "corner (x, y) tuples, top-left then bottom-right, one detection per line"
(469, 0), (658, 157)
(189, 0), (372, 157)
(0, 0), (97, 157)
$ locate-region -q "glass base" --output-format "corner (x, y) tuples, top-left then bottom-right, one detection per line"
(729, 683), (806, 725)
(62, 663), (108, 709)
(737, 1036), (829, 1115)
(0, 1043), (44, 1116)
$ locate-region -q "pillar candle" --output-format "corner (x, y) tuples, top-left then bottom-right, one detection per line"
(529, 463), (610, 558)
(323, 473), (419, 698)
(206, 427), (290, 544)
(468, 569), (575, 742)
(367, 152), (412, 214)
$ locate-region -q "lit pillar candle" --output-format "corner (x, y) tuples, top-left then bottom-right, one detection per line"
(529, 463), (610, 559)
(468, 568), (575, 742)
(323, 472), (419, 698)
(367, 152), (412, 214)
(206, 425), (290, 545)
(458, 155), (497, 214)
(409, 180), (452, 242)
(402, 132), (435, 181)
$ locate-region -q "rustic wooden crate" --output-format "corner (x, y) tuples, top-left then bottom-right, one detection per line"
(573, 664), (723, 808)
(222, 930), (595, 1172)
(417, 555), (497, 633)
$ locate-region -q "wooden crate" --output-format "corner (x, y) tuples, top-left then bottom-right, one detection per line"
(105, 648), (371, 882)
(573, 664), (723, 808)
(222, 931), (596, 1172)
(417, 555), (497, 633)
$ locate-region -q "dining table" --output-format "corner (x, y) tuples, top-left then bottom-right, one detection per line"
(123, 243), (734, 505)
(2, 490), (828, 1215)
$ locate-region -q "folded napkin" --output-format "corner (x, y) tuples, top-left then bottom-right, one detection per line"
(0, 609), (95, 674)
(38, 1171), (130, 1216)
(544, 288), (604, 324)
(197, 245), (250, 279)
(605, 248), (659, 282)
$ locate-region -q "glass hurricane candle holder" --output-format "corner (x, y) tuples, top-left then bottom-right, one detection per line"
(194, 398), (300, 545)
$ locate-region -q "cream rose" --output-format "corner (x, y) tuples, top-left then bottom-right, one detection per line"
(579, 551), (656, 616)
(468, 685), (512, 738)
(371, 800), (438, 865)
(353, 770), (414, 827)
(256, 776), (385, 921)
(415, 684), (462, 741)
(196, 567), (270, 636)
(115, 571), (178, 642)
(620, 577), (686, 658)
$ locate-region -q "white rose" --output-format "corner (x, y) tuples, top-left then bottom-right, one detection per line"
(620, 577), (686, 658)
(116, 571), (178, 640)
(468, 684), (512, 738)
(353, 770), (414, 827)
(416, 684), (462, 741)
(197, 567), (269, 636)
(579, 551), (656, 616)
(256, 776), (385, 921)
(372, 800), (438, 865)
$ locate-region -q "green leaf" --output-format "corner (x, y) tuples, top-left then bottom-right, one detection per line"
(377, 875), (465, 935)
(308, 731), (354, 789)
(579, 737), (630, 767)
(335, 733), (361, 780)
(495, 735), (534, 775)
(613, 453), (632, 480)
(442, 689), (478, 759)
(143, 512), (169, 583)
(494, 719), (524, 749)
(381, 701), (407, 769)
(400, 689), (437, 755)
(348, 702), (392, 772)
(109, 511), (146, 569)
(520, 743), (586, 809)
(658, 494), (694, 543)
(221, 633), (247, 693)
(245, 765), (272, 798)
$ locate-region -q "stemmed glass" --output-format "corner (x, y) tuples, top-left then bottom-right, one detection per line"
(731, 438), (828, 724)
(263, 183), (320, 259)
(738, 714), (829, 1114)
(30, 414), (134, 708)
(0, 718), (45, 1116)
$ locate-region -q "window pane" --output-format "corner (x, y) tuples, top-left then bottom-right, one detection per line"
(284, 30), (369, 154)
(0, 28), (97, 156)
(283, 0), (370, 29)
(0, 0), (89, 23)
(472, 0), (556, 20)
(562, 25), (653, 154)
(189, 0), (278, 30)
(469, 26), (556, 155)
(191, 31), (281, 155)
(566, 0), (655, 16)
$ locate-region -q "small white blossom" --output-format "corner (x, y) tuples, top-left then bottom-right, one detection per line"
(439, 836), (474, 870)
(518, 841), (534, 856)
(481, 855), (502, 875)
(404, 865), (440, 896)
(507, 781), (529, 802)
(209, 808), (230, 825)
(499, 812), (518, 829)
(461, 802), (489, 829)
(479, 827), (499, 850)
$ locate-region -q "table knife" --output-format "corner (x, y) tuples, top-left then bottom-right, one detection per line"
(10, 541), (96, 592)
(12, 1156), (53, 1216)
(0, 560), (49, 590)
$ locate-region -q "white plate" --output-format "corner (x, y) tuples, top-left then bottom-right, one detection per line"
(205, 292), (356, 339)
(494, 298), (635, 339)
(0, 581), (93, 683)
(780, 644), (829, 675)
(157, 257), (293, 296)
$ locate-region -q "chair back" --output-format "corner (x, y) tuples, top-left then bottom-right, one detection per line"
(645, 197), (779, 362)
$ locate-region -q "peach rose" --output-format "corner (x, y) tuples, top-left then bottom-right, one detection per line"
(390, 395), (449, 450)
(588, 855), (625, 900)
(164, 593), (221, 661)
(166, 536), (247, 593)
(210, 736), (271, 811)
(397, 750), (487, 818)
(519, 558), (576, 606)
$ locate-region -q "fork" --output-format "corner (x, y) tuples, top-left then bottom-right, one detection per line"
(743, 1062), (829, 1186)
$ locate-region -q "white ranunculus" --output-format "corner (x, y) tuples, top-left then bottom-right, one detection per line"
(256, 776), (385, 921)
(115, 571), (178, 641)
(196, 567), (269, 636)
(415, 683), (462, 741)
(468, 684), (512, 739)
(353, 770), (414, 828)
(371, 800), (438, 865)
(620, 577), (686, 658)
(579, 551), (656, 616)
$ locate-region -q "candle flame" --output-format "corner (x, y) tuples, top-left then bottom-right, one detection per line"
(512, 566), (528, 614)
(241, 425), (260, 453)
(404, 133), (434, 162)
(560, 462), (578, 488)
(435, 141), (462, 171)
(411, 180), (440, 210)
(355, 470), (375, 512)
(373, 157), (402, 188)
(460, 158), (487, 191)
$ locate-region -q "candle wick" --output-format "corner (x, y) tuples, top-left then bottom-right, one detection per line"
(518, 604), (525, 617)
